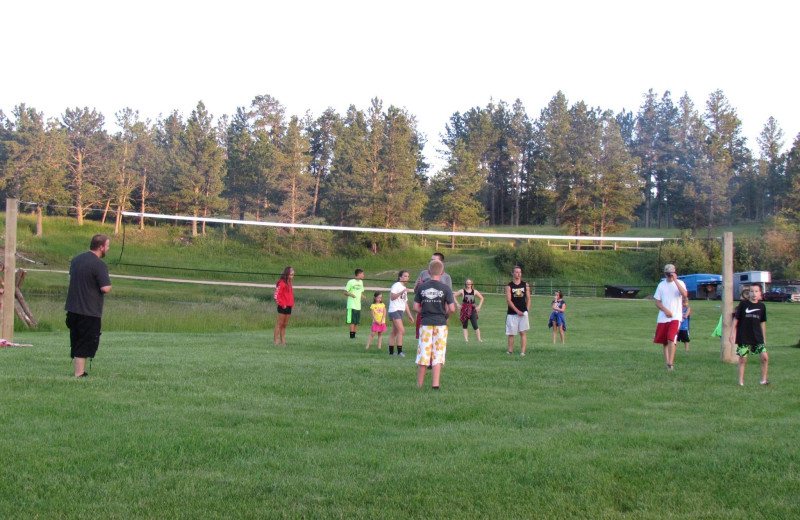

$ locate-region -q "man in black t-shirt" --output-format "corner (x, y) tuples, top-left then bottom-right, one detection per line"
(65, 234), (112, 377)
(730, 284), (768, 386)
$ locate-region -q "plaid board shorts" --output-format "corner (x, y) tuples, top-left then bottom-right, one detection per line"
(416, 325), (448, 367)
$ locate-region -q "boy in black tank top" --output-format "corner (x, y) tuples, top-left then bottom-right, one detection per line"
(505, 266), (531, 355)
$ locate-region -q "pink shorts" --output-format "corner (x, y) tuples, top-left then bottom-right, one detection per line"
(654, 321), (680, 345)
(371, 322), (387, 333)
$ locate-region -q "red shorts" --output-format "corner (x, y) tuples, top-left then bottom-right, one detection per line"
(654, 320), (680, 345)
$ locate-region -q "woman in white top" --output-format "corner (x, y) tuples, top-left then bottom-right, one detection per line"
(388, 270), (414, 357)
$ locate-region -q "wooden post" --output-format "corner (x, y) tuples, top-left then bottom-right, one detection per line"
(721, 232), (735, 363)
(3, 198), (18, 340)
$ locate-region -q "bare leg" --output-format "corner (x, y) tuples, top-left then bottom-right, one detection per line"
(520, 332), (527, 355)
(432, 363), (442, 387)
(738, 356), (747, 385)
(366, 331), (375, 349)
(417, 364), (427, 387)
(463, 328), (468, 341)
(559, 326), (565, 344)
(507, 335), (514, 354)
(760, 352), (769, 383)
(74, 357), (86, 377)
(475, 329), (482, 342)
(377, 332), (383, 350)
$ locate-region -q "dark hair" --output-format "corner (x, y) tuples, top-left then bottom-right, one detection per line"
(432, 252), (445, 262)
(90, 234), (109, 251)
(373, 291), (382, 302)
(355, 268), (364, 276)
(397, 270), (409, 280)
(279, 266), (293, 284)
(555, 290), (563, 299)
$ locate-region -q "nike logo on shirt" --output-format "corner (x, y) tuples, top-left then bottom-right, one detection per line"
(745, 308), (760, 314)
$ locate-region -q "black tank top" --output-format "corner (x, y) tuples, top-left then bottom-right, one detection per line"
(507, 280), (528, 314)
(462, 289), (475, 304)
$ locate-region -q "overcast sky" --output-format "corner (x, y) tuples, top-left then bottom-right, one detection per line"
(3, 1), (797, 171)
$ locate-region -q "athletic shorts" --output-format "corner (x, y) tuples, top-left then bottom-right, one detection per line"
(277, 305), (293, 315)
(66, 312), (102, 359)
(677, 330), (690, 343)
(505, 314), (530, 335)
(371, 322), (387, 333)
(416, 325), (448, 367)
(736, 344), (766, 358)
(388, 310), (405, 321)
(653, 320), (680, 345)
(347, 309), (361, 325)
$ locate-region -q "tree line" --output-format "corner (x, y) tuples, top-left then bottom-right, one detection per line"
(2, 89), (799, 247)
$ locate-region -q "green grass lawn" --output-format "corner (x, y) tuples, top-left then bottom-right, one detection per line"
(2, 295), (799, 519)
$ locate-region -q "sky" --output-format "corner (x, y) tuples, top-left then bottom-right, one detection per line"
(3, 1), (798, 172)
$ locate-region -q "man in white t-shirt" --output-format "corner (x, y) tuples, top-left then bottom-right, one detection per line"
(653, 263), (688, 371)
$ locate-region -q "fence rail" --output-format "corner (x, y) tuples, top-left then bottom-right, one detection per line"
(485, 279), (598, 298)
(432, 238), (658, 252)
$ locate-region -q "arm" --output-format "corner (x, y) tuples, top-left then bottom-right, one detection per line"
(446, 302), (456, 319)
(761, 321), (766, 345)
(559, 301), (565, 313)
(654, 299), (672, 318)
(405, 301), (414, 321)
(413, 301), (422, 313)
(525, 283), (531, 313)
(453, 289), (463, 308)
(729, 317), (739, 345)
(505, 285), (517, 314)
(475, 290), (484, 310)
(101, 285), (112, 294)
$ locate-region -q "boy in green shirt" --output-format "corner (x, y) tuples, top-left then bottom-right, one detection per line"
(345, 269), (366, 338)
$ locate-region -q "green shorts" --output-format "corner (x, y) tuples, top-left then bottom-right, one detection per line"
(736, 344), (766, 358)
(347, 309), (361, 325)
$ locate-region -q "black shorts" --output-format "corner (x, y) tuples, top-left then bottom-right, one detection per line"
(677, 330), (690, 343)
(277, 305), (293, 315)
(66, 312), (102, 359)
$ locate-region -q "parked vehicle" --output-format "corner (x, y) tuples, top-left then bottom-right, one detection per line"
(733, 271), (771, 299)
(764, 283), (800, 302)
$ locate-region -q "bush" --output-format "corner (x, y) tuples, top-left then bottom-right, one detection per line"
(492, 241), (556, 278)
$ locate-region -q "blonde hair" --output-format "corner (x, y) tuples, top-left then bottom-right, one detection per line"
(428, 259), (444, 276)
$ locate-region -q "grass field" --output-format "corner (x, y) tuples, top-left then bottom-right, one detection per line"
(2, 292), (799, 519)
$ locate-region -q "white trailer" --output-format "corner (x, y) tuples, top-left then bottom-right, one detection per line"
(733, 271), (771, 299)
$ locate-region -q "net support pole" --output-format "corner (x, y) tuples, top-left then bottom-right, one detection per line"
(2, 198), (18, 341)
(720, 232), (735, 363)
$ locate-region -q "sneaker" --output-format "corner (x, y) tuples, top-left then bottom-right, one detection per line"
(506, 351), (513, 355)
(667, 365), (674, 371)
(520, 352), (525, 357)
(760, 381), (770, 386)
(398, 352), (405, 358)
(739, 382), (745, 386)
(77, 372), (88, 378)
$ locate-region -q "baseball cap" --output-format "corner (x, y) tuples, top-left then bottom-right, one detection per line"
(663, 264), (676, 274)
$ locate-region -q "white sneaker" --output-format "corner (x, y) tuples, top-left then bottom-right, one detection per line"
(520, 352), (525, 357)
(398, 352), (405, 358)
